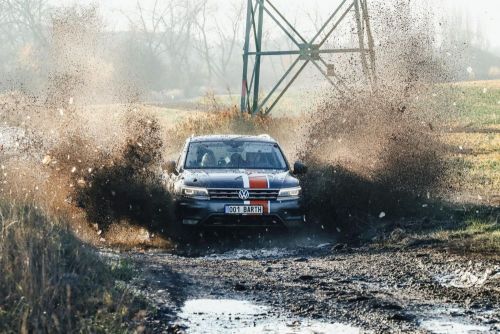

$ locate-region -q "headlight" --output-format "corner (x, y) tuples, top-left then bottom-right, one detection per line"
(181, 186), (209, 199)
(278, 186), (301, 199)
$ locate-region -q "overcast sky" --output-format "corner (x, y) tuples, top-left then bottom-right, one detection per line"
(52, 0), (500, 49)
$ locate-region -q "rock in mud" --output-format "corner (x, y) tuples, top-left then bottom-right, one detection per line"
(234, 283), (247, 291)
(297, 275), (315, 281)
(390, 312), (415, 321)
(332, 243), (347, 251)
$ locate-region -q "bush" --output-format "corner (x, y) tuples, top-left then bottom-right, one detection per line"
(0, 203), (144, 333)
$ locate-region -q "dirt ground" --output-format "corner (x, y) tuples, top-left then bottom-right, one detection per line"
(101, 230), (500, 334)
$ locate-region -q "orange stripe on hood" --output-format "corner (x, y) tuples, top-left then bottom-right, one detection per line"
(249, 175), (268, 189)
(249, 175), (270, 214)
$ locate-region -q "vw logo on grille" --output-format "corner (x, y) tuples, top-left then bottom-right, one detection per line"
(238, 189), (250, 200)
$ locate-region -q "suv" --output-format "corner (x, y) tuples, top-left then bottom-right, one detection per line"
(164, 135), (307, 229)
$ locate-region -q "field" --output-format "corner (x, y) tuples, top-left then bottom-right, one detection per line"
(0, 81), (499, 333)
(440, 82), (499, 204)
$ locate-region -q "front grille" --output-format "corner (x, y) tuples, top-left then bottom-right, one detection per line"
(208, 188), (279, 200)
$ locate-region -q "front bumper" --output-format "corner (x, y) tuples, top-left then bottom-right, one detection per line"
(175, 197), (305, 228)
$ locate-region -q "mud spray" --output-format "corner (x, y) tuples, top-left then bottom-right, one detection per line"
(0, 6), (175, 247)
(294, 1), (455, 238)
(0, 1), (460, 246)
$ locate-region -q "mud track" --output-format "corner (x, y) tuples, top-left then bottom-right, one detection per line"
(103, 233), (500, 333)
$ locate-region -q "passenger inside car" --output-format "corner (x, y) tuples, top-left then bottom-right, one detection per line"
(201, 151), (216, 167)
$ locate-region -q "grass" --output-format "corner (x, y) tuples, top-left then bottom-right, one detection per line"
(430, 214), (500, 254)
(444, 131), (499, 203)
(444, 82), (500, 127)
(0, 202), (147, 333)
(166, 107), (302, 156)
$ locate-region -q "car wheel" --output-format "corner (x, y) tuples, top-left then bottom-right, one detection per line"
(168, 218), (200, 243)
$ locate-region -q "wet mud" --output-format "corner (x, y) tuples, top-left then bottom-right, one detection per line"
(102, 233), (499, 334)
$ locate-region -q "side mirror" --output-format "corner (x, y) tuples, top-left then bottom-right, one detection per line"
(293, 161), (307, 175)
(163, 160), (177, 175)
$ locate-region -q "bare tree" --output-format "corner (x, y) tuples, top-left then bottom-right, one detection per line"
(125, 0), (206, 90)
(0, 0), (49, 48)
(213, 2), (244, 86)
(194, 1), (244, 89)
(194, 0), (213, 85)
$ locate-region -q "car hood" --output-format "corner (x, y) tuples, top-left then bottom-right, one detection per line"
(181, 169), (299, 189)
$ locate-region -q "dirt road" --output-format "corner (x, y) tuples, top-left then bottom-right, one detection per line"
(102, 233), (500, 333)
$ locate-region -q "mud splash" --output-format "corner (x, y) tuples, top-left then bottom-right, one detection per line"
(298, 93), (448, 235)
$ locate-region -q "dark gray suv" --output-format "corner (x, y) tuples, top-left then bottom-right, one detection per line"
(164, 135), (307, 229)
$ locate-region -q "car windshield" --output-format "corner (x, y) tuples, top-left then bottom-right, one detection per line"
(185, 140), (287, 170)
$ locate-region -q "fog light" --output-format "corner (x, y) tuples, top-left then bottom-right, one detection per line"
(182, 219), (199, 225)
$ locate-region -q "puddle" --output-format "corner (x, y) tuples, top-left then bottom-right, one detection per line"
(419, 318), (492, 334)
(418, 307), (495, 334)
(177, 298), (361, 334)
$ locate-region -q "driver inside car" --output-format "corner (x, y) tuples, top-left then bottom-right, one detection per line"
(201, 151), (216, 167)
(229, 152), (245, 168)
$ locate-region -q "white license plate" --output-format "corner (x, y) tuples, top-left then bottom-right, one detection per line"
(225, 205), (263, 215)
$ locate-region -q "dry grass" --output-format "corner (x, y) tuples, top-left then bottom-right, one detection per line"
(443, 131), (500, 205)
(0, 202), (147, 333)
(166, 107), (304, 159)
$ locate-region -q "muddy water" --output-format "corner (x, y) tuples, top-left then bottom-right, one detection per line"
(419, 318), (491, 334)
(177, 298), (361, 334)
(417, 307), (494, 334)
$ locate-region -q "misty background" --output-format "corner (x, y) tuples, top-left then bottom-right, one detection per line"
(0, 0), (499, 105)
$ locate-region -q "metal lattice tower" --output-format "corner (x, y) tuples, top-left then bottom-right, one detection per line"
(240, 0), (376, 115)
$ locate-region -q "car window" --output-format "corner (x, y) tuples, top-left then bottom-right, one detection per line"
(185, 141), (287, 170)
(177, 140), (189, 171)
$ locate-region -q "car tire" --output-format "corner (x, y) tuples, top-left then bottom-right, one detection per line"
(168, 218), (200, 243)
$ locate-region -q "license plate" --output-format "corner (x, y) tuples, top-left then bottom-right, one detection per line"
(225, 205), (263, 215)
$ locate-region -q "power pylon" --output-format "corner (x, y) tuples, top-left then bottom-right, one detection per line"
(240, 0), (376, 115)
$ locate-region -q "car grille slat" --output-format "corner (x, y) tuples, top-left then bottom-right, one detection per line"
(208, 189), (279, 200)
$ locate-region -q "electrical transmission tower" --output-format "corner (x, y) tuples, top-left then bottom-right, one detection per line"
(240, 0), (376, 115)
